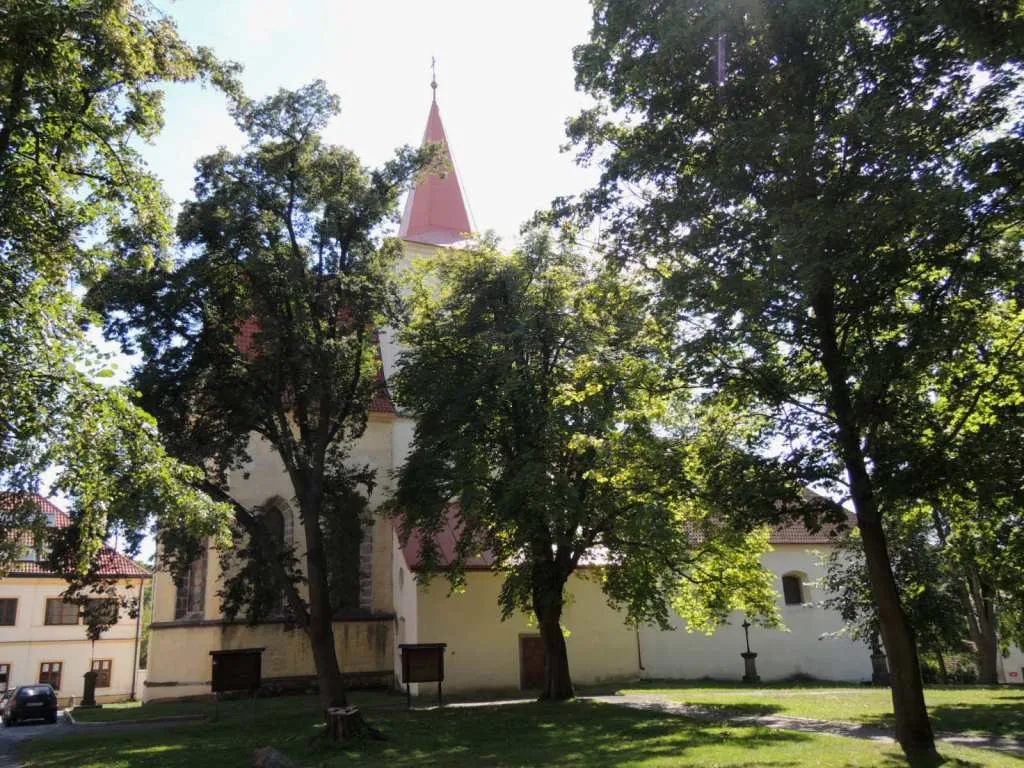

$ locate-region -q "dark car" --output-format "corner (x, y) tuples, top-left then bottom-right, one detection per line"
(3, 684), (58, 726)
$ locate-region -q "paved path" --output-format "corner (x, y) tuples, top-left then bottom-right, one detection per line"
(589, 694), (1024, 758)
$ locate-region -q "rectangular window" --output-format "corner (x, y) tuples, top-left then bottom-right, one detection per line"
(86, 598), (119, 626)
(0, 599), (17, 626)
(782, 575), (804, 606)
(44, 599), (79, 625)
(0, 663), (10, 688)
(174, 552), (206, 620)
(91, 659), (112, 688)
(38, 661), (62, 689)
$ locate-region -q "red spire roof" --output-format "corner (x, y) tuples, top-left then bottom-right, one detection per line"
(399, 97), (474, 246)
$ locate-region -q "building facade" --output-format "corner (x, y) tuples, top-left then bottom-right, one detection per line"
(0, 496), (149, 705)
(143, 87), (1021, 701)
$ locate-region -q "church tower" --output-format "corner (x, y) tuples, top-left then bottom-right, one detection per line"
(398, 71), (474, 248)
(380, 75), (475, 390)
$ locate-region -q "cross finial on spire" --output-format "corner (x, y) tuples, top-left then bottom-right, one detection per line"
(430, 56), (438, 102)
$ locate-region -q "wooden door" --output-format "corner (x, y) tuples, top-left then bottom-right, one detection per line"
(519, 635), (545, 690)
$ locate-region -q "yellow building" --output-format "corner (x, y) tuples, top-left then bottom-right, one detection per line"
(0, 496), (149, 706)
(148, 85), (956, 701)
(144, 83), (481, 703)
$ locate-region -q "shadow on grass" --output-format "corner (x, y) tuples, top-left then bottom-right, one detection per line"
(23, 699), (813, 768)
(21, 697), (1013, 768)
(855, 700), (1024, 740)
(868, 752), (992, 768)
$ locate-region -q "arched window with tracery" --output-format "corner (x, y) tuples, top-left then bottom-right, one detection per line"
(259, 497), (295, 617)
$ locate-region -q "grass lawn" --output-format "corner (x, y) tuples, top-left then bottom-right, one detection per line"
(21, 695), (1020, 767)
(69, 689), (401, 724)
(616, 681), (1024, 739)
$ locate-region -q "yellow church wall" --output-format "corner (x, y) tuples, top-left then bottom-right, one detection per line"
(143, 624), (222, 701)
(414, 570), (639, 693)
(144, 619), (392, 702)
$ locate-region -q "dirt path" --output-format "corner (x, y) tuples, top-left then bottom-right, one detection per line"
(590, 694), (1024, 758)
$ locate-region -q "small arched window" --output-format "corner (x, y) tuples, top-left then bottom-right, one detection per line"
(264, 505), (285, 546)
(782, 573), (806, 605)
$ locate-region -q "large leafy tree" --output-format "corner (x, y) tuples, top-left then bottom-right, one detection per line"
(911, 310), (1024, 683)
(0, 0), (236, 573)
(568, 0), (1023, 755)
(821, 512), (971, 683)
(92, 81), (424, 715)
(392, 234), (795, 700)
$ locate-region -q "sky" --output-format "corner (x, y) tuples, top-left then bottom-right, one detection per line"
(145, 0), (601, 246)
(75, 0), (603, 558)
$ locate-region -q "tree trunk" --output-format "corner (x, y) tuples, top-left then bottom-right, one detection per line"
(857, 513), (935, 755)
(531, 558), (574, 701)
(935, 647), (949, 685)
(300, 492), (349, 712)
(969, 572), (1000, 684)
(811, 281), (936, 757)
(931, 509), (999, 685)
(537, 606), (573, 701)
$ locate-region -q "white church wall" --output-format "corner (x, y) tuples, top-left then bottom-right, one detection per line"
(1001, 646), (1024, 684)
(639, 545), (872, 683)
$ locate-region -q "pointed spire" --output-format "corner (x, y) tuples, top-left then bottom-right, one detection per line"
(398, 67), (474, 246)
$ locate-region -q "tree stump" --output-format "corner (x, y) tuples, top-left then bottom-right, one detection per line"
(327, 707), (364, 741)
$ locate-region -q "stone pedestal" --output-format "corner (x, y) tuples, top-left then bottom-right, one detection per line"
(80, 670), (98, 707)
(742, 651), (761, 684)
(870, 651), (890, 686)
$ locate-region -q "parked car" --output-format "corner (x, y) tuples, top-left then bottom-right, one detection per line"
(0, 690), (12, 720)
(3, 684), (58, 726)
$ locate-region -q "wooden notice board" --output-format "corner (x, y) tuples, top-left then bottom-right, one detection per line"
(398, 643), (447, 708)
(210, 647), (263, 694)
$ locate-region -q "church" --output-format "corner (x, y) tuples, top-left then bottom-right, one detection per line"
(144, 86), (920, 702)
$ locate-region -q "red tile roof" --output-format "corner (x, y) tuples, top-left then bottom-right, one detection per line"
(398, 99), (474, 246)
(234, 319), (395, 414)
(399, 505), (494, 572)
(2, 494), (149, 579)
(10, 548), (150, 579)
(400, 502), (854, 571)
(0, 493), (71, 528)
(769, 518), (851, 545)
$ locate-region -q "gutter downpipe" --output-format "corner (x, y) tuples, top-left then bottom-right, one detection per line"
(130, 576), (144, 701)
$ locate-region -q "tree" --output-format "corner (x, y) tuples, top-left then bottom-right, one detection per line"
(568, 0), (1023, 755)
(911, 313), (1024, 683)
(821, 511), (971, 683)
(92, 81), (425, 717)
(391, 233), (794, 700)
(0, 0), (236, 572)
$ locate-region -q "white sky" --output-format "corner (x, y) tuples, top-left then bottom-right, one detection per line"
(146, 0), (600, 246)
(62, 0), (602, 559)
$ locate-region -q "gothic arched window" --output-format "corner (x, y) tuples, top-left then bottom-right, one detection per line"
(264, 505), (285, 546)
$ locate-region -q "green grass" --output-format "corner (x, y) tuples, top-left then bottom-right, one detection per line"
(615, 681), (1024, 739)
(71, 689), (402, 724)
(21, 695), (1020, 767)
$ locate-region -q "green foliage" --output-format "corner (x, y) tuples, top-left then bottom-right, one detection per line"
(568, 0), (1023, 747)
(0, 0), (239, 573)
(821, 513), (969, 656)
(91, 80), (425, 639)
(138, 583), (152, 669)
(392, 233), (787, 641)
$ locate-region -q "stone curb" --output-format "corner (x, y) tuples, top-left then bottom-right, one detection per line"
(66, 712), (208, 728)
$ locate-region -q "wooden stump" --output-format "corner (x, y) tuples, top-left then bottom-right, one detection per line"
(327, 707), (363, 741)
